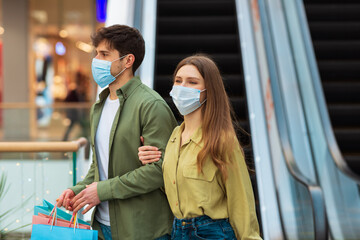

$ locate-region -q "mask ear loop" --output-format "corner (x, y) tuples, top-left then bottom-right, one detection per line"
(111, 54), (128, 63)
(113, 67), (127, 78)
(112, 54), (128, 78)
(200, 89), (207, 105)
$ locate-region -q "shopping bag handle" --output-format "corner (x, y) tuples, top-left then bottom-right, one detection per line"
(48, 205), (58, 230)
(48, 202), (79, 232)
(68, 212), (79, 229)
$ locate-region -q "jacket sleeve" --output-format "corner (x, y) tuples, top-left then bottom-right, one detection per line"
(70, 158), (96, 195)
(97, 99), (177, 201)
(225, 143), (262, 240)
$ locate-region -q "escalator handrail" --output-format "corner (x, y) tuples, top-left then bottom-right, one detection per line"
(297, 0), (360, 184)
(257, 1), (328, 239)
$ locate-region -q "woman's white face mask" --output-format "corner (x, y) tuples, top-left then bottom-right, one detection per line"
(170, 85), (207, 116)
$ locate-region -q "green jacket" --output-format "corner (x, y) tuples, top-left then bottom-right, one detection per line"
(70, 76), (178, 240)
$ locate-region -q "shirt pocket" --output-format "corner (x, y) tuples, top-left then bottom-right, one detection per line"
(182, 163), (217, 203)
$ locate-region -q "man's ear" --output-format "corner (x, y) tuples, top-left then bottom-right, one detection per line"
(124, 54), (135, 69)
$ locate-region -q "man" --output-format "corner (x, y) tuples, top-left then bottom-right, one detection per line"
(57, 25), (177, 240)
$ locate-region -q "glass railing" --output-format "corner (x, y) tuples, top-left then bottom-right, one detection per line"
(0, 103), (91, 141)
(283, 0), (360, 239)
(0, 138), (88, 239)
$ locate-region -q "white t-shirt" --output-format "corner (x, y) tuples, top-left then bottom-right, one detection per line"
(94, 95), (120, 226)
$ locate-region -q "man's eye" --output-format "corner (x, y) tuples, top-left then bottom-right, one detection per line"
(175, 80), (181, 83)
(190, 82), (197, 84)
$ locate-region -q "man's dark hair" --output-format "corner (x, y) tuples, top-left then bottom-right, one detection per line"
(91, 25), (145, 74)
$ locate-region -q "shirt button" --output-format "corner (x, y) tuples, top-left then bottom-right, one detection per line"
(173, 180), (175, 184)
(175, 202), (178, 206)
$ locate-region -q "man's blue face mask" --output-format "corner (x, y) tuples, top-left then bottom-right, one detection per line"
(91, 55), (128, 88)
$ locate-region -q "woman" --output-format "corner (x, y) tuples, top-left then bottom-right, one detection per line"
(139, 55), (261, 240)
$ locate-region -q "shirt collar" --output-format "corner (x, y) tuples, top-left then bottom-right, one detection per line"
(177, 122), (203, 145)
(116, 76), (142, 99)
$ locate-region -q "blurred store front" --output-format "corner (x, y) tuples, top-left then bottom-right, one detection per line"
(0, 0), (105, 142)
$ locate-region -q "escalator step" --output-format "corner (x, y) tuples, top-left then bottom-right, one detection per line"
(305, 4), (360, 21)
(157, 35), (239, 54)
(313, 41), (360, 60)
(223, 74), (245, 97)
(317, 61), (360, 80)
(344, 154), (360, 175)
(328, 104), (360, 127)
(157, 16), (237, 35)
(231, 97), (247, 120)
(334, 128), (360, 153)
(323, 82), (360, 104)
(303, 0), (360, 4)
(309, 22), (360, 40)
(158, 0), (234, 17)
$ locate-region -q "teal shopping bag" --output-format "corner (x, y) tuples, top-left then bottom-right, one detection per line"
(31, 224), (97, 240)
(34, 199), (89, 226)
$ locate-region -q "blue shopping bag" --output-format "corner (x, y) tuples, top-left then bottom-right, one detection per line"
(34, 199), (89, 225)
(31, 224), (97, 240)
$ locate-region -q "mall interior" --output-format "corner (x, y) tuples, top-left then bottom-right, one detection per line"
(0, 0), (359, 239)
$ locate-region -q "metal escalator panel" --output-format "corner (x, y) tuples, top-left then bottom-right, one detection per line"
(304, 0), (360, 175)
(282, 0), (360, 239)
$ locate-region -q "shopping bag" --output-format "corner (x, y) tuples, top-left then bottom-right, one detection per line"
(31, 224), (97, 240)
(31, 205), (97, 240)
(34, 199), (89, 225)
(32, 213), (90, 229)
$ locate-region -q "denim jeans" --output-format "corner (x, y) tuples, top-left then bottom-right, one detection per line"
(155, 234), (171, 240)
(99, 221), (170, 240)
(171, 215), (236, 240)
(99, 222), (112, 240)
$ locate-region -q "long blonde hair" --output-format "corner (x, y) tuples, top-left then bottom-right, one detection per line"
(173, 55), (242, 180)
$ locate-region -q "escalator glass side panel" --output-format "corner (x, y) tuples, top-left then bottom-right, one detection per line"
(238, 0), (322, 239)
(283, 0), (360, 238)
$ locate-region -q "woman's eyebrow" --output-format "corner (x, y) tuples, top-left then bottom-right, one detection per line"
(186, 77), (200, 80)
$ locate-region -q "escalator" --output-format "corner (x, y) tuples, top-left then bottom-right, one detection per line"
(277, 0), (360, 239)
(304, 0), (360, 174)
(153, 0), (262, 234)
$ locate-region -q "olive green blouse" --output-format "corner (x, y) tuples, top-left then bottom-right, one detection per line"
(163, 123), (262, 240)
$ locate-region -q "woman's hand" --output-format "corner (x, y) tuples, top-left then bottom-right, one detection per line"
(138, 136), (162, 165)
